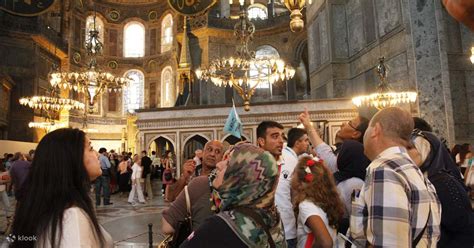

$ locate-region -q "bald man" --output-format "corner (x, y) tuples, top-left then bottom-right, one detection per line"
(166, 140), (224, 202)
(350, 107), (441, 247)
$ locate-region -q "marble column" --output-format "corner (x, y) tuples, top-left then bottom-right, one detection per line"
(405, 0), (455, 144)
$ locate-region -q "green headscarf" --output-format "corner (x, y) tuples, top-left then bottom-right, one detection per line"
(216, 143), (286, 247)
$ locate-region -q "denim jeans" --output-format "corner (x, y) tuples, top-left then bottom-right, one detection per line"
(95, 176), (110, 205)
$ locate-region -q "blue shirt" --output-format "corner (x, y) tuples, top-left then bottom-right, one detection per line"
(99, 154), (111, 170)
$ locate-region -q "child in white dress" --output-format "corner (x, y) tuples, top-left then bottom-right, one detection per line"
(291, 156), (345, 248)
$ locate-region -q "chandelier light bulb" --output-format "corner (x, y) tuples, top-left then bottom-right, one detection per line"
(470, 47), (474, 64)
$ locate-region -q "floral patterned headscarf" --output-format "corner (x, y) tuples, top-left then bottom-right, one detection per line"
(216, 142), (286, 247)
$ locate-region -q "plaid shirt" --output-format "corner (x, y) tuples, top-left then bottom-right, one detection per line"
(350, 146), (441, 247)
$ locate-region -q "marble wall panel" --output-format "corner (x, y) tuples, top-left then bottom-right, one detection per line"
(346, 0), (364, 57)
(460, 25), (474, 52)
(361, 0), (376, 44)
(408, 0), (449, 138)
(331, 4), (348, 59)
(319, 9), (330, 64)
(307, 21), (318, 73)
(385, 52), (410, 90)
(375, 0), (401, 37)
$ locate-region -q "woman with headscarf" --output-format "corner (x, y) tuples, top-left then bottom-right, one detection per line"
(180, 142), (286, 248)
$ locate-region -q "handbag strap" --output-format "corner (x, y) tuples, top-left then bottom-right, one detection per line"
(184, 186), (192, 229)
(235, 207), (276, 248)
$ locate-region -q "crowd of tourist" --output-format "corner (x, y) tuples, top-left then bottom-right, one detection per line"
(0, 106), (473, 247)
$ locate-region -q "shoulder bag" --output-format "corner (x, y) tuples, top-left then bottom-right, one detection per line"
(159, 186), (193, 248)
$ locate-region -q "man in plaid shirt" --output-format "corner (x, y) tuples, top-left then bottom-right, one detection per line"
(350, 107), (441, 247)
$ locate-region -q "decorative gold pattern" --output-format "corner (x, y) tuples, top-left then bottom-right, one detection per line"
(148, 10), (158, 21)
(108, 60), (118, 70)
(108, 10), (120, 21)
(73, 52), (81, 64)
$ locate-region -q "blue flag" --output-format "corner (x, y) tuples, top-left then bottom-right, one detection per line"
(223, 101), (243, 139)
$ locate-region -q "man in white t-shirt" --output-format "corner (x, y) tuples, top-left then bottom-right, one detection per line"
(276, 128), (309, 248)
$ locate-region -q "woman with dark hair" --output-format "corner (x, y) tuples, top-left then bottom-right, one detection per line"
(180, 142), (286, 247)
(11, 128), (113, 248)
(456, 143), (472, 174)
(118, 155), (131, 195)
(451, 144), (461, 161)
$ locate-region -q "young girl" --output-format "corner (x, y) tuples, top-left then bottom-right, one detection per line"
(291, 156), (345, 248)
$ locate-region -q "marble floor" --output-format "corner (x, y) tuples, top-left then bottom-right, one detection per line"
(0, 180), (170, 248)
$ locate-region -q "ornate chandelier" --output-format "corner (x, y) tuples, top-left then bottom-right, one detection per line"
(195, 5), (295, 111)
(281, 0), (312, 32)
(49, 13), (131, 113)
(19, 95), (84, 111)
(352, 57), (417, 110)
(28, 121), (68, 132)
(19, 87), (83, 132)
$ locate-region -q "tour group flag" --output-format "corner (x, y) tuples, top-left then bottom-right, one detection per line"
(223, 101), (243, 139)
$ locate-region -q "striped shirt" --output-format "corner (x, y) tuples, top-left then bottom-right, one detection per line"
(350, 146), (441, 247)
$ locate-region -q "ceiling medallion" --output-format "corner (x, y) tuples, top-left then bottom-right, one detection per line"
(108, 60), (118, 70)
(108, 10), (120, 21)
(148, 11), (158, 21)
(73, 52), (81, 64)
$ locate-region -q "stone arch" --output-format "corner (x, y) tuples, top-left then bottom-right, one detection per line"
(182, 134), (209, 160)
(147, 134), (176, 157)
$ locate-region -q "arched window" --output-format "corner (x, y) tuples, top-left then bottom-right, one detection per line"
(161, 66), (174, 107)
(161, 14), (173, 53)
(248, 4), (267, 20)
(123, 70), (145, 113)
(85, 15), (104, 51)
(124, 21), (145, 57)
(250, 45), (280, 89)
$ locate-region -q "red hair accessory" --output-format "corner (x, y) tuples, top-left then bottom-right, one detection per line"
(304, 173), (314, 182)
(306, 159), (315, 166)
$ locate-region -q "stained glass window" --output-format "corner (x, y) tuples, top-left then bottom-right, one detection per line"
(123, 70), (145, 113)
(161, 67), (174, 107)
(161, 14), (173, 53)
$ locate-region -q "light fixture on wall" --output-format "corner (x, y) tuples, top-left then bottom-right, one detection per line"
(470, 47), (474, 64)
(48, 12), (131, 113)
(282, 0), (312, 32)
(195, 5), (295, 111)
(352, 57), (417, 110)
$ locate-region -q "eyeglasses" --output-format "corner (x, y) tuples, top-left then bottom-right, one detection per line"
(347, 120), (359, 131)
